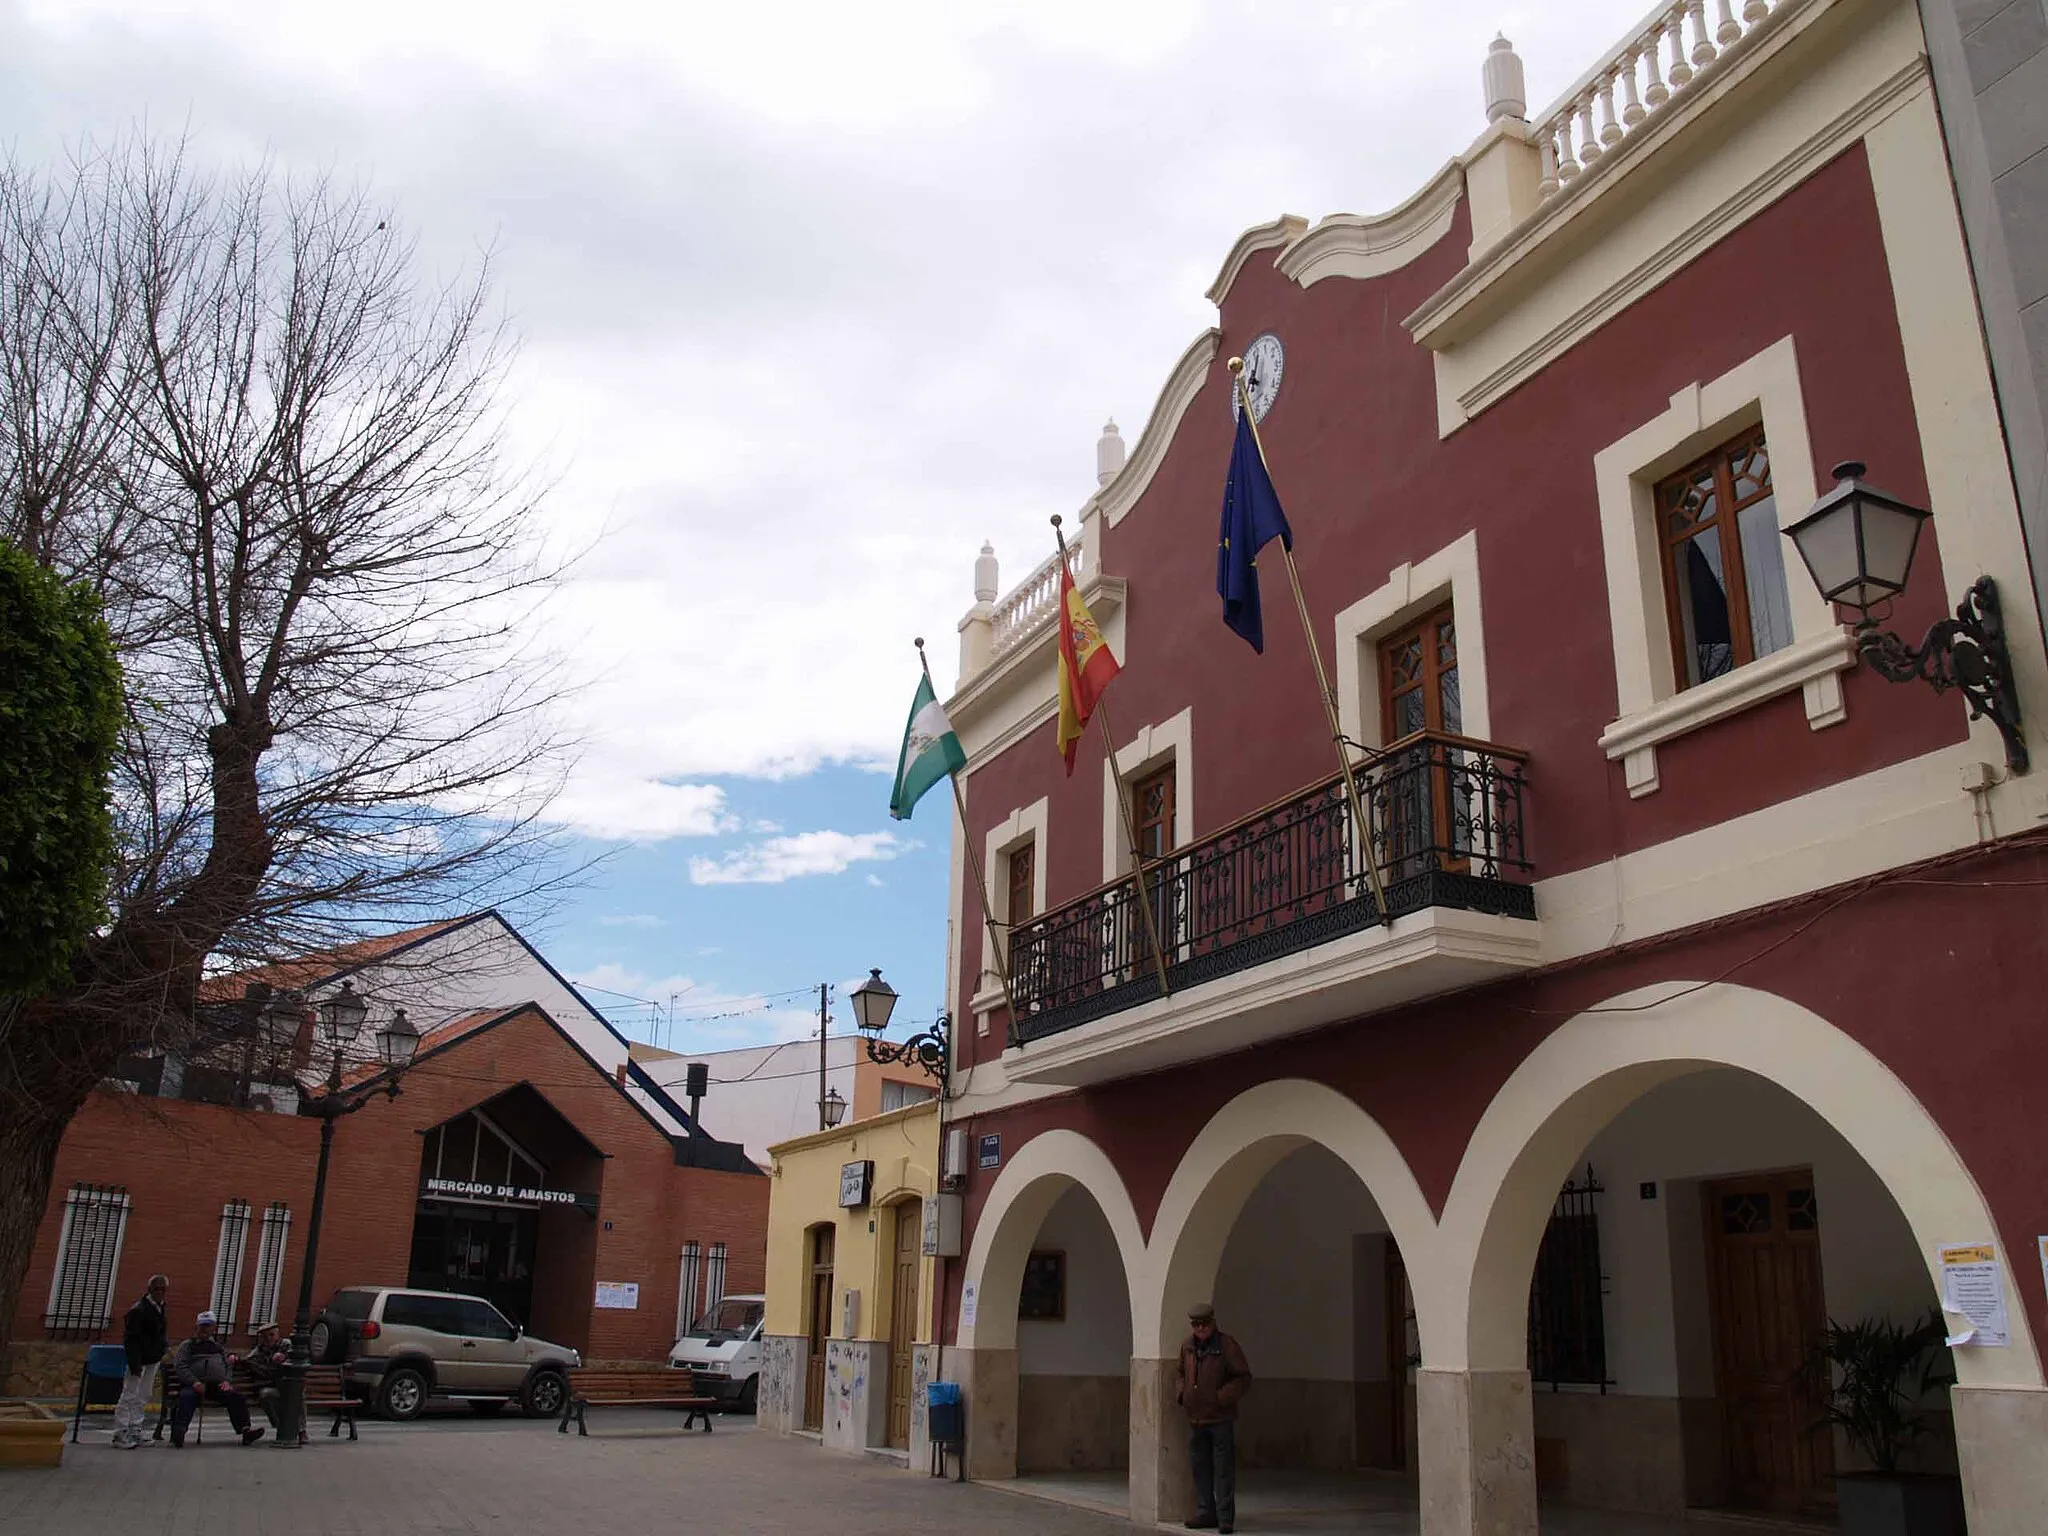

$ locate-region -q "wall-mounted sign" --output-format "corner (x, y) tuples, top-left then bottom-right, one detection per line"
(922, 1193), (962, 1258)
(1938, 1242), (2009, 1347)
(839, 1160), (875, 1208)
(594, 1281), (639, 1310)
(978, 1134), (1001, 1170)
(421, 1175), (598, 1215)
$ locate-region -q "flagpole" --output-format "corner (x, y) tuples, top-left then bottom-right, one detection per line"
(916, 638), (1027, 1053)
(1228, 358), (1392, 928)
(1051, 516), (1173, 1002)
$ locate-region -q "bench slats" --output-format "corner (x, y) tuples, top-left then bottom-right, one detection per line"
(558, 1369), (719, 1436)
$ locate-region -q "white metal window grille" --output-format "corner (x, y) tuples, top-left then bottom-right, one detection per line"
(43, 1184), (131, 1338)
(247, 1202), (292, 1329)
(705, 1242), (728, 1317)
(208, 1200), (253, 1329)
(677, 1242), (702, 1335)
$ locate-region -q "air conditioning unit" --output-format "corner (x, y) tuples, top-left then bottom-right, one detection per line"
(941, 1127), (970, 1189)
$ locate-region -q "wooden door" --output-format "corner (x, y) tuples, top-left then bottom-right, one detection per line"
(1381, 1240), (1417, 1472)
(1703, 1171), (1832, 1514)
(1129, 763), (1179, 960)
(804, 1225), (834, 1431)
(1378, 606), (1462, 877)
(886, 1204), (920, 1449)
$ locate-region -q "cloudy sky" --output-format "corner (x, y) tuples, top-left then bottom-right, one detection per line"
(1, 0), (1652, 1049)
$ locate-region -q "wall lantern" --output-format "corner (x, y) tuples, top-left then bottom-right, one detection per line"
(818, 1086), (848, 1129)
(1783, 461), (2027, 773)
(852, 967), (951, 1096)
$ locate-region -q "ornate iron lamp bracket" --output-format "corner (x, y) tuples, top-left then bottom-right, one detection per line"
(862, 1014), (952, 1096)
(1855, 576), (2028, 774)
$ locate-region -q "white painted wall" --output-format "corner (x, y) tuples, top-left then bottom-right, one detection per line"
(1018, 1184), (1133, 1377)
(1578, 1069), (1939, 1399)
(1214, 1143), (1388, 1381)
(640, 1038), (857, 1166)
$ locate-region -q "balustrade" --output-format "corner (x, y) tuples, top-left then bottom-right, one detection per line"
(989, 539), (1092, 662)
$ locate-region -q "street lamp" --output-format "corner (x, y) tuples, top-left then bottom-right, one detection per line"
(819, 1087), (847, 1129)
(272, 980), (416, 1448)
(1782, 461), (2028, 772)
(851, 968), (952, 1096)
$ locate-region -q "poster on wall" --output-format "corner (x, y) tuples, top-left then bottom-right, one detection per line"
(594, 1281), (640, 1310)
(960, 1282), (978, 1327)
(2039, 1237), (2048, 1303)
(1937, 1243), (2008, 1347)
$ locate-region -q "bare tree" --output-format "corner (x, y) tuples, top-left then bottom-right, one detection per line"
(0, 137), (575, 1353)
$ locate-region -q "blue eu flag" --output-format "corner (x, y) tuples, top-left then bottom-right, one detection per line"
(1217, 406), (1294, 653)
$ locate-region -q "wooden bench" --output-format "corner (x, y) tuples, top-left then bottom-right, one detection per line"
(557, 1368), (717, 1437)
(152, 1360), (357, 1443)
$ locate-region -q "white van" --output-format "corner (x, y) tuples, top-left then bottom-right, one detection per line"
(668, 1293), (766, 1410)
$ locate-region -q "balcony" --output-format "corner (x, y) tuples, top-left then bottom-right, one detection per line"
(1004, 732), (1540, 1085)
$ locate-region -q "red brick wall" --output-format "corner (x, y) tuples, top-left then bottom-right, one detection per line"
(14, 1004), (769, 1364)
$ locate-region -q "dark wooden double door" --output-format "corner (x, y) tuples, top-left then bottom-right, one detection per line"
(1704, 1169), (1832, 1516)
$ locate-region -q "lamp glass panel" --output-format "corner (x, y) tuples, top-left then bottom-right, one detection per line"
(1855, 501), (1927, 600)
(378, 1022), (419, 1067)
(1787, 503), (1864, 605)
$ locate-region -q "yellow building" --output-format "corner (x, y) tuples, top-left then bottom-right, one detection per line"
(756, 1098), (943, 1462)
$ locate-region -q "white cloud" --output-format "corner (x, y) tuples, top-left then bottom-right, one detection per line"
(0, 0), (1664, 839)
(866, 875), (885, 888)
(688, 830), (910, 886)
(597, 913), (664, 928)
(567, 963), (821, 1049)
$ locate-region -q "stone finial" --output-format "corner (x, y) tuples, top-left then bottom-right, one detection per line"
(1482, 34), (1526, 123)
(1096, 418), (1127, 489)
(974, 541), (999, 603)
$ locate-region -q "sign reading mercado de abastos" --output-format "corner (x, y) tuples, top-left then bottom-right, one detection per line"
(419, 1175), (599, 1215)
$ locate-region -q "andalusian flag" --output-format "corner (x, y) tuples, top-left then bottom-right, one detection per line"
(889, 673), (967, 820)
(1055, 556), (1122, 774)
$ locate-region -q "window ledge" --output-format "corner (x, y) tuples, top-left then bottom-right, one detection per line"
(1598, 628), (1858, 797)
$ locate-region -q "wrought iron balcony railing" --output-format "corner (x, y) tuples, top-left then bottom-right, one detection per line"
(1008, 731), (1533, 1044)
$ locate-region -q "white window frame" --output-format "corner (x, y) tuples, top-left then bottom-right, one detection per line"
(973, 797), (1049, 1032)
(1102, 706), (1193, 882)
(246, 1202), (292, 1330)
(208, 1199), (253, 1330)
(677, 1241), (702, 1337)
(1592, 335), (1855, 797)
(44, 1185), (131, 1335)
(1333, 529), (1493, 751)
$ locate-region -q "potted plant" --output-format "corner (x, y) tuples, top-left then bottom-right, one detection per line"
(1812, 1311), (1965, 1536)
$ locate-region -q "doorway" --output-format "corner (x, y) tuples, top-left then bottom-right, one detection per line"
(886, 1202), (919, 1449)
(407, 1204), (539, 1328)
(1377, 1239), (1417, 1472)
(1378, 604), (1462, 879)
(1702, 1169), (1832, 1515)
(803, 1224), (835, 1432)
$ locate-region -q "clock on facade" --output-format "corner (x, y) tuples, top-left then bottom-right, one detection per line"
(1231, 331), (1285, 422)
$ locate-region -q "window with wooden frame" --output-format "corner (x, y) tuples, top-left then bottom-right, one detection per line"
(1657, 424), (1794, 690)
(1131, 765), (1176, 862)
(1379, 604), (1461, 741)
(1377, 606), (1464, 875)
(1018, 1250), (1066, 1321)
(1006, 839), (1035, 926)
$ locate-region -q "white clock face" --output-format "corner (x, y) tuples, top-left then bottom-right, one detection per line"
(1232, 332), (1284, 423)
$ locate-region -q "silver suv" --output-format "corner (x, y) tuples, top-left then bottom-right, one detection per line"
(309, 1286), (581, 1421)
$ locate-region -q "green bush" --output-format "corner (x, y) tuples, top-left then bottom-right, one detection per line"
(0, 540), (122, 994)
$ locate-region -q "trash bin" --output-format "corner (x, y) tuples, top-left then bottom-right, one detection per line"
(925, 1381), (963, 1479)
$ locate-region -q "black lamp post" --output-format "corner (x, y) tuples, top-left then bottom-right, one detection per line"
(850, 968), (951, 1096)
(1783, 461), (2029, 773)
(270, 981), (420, 1447)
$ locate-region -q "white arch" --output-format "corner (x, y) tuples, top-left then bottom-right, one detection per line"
(956, 1127), (1146, 1351)
(1437, 980), (2041, 1387)
(1139, 1078), (1442, 1358)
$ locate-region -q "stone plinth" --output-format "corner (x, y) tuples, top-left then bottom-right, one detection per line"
(757, 1334), (804, 1434)
(1418, 1367), (1537, 1536)
(822, 1338), (888, 1452)
(1952, 1383), (2048, 1536)
(944, 1346), (1018, 1481)
(1129, 1356), (1194, 1524)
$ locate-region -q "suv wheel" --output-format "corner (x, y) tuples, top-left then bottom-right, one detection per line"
(308, 1312), (349, 1366)
(522, 1368), (568, 1419)
(379, 1365), (430, 1422)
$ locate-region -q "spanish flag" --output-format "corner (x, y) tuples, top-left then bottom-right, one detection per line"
(1055, 556), (1121, 774)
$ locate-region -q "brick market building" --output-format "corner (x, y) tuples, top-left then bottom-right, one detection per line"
(5, 913), (767, 1400)
(899, 4), (2048, 1535)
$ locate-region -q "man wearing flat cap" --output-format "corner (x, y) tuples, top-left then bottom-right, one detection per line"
(1177, 1302), (1252, 1531)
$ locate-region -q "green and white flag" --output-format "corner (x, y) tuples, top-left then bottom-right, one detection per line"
(889, 673), (967, 820)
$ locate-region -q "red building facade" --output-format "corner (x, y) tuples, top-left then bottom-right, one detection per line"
(925, 6), (2048, 1535)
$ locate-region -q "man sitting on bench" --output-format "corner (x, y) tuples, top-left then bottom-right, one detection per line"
(243, 1323), (291, 1430)
(169, 1312), (265, 1447)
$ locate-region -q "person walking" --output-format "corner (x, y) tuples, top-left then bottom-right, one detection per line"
(169, 1311), (265, 1447)
(110, 1274), (171, 1449)
(1177, 1302), (1252, 1532)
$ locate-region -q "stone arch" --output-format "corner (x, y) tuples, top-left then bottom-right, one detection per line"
(1437, 980), (2041, 1387)
(956, 1127), (1145, 1352)
(1140, 1078), (1441, 1359)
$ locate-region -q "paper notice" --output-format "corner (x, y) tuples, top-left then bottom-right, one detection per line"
(961, 1281), (978, 1328)
(2038, 1237), (2048, 1305)
(1938, 1243), (2009, 1348)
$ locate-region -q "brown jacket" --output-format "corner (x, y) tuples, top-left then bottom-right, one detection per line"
(1177, 1330), (1252, 1425)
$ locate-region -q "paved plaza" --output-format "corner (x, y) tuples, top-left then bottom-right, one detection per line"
(4, 1411), (1815, 1536)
